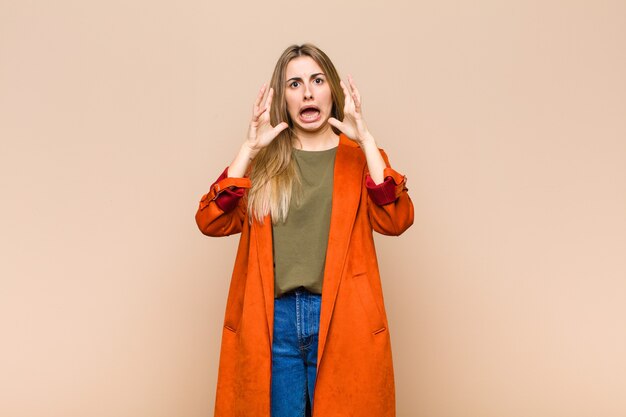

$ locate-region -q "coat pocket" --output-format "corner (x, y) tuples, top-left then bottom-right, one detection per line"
(223, 300), (243, 333)
(353, 272), (386, 335)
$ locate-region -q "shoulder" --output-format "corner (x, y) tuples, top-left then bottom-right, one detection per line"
(337, 133), (390, 166)
(337, 132), (361, 149)
(336, 134), (366, 169)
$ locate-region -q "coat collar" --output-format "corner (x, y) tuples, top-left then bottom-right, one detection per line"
(253, 133), (365, 361)
(317, 134), (363, 370)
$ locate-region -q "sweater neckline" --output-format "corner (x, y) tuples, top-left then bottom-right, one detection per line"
(293, 145), (338, 154)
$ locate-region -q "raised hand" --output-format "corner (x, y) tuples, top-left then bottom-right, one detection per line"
(328, 75), (372, 145)
(246, 84), (289, 156)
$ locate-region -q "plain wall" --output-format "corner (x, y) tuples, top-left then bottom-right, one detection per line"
(1, 1), (625, 416)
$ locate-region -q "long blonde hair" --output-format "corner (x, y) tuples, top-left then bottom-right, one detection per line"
(247, 43), (344, 224)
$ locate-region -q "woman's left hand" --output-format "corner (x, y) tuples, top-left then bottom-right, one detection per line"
(328, 75), (373, 145)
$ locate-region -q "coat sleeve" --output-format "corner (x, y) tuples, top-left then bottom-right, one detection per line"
(364, 149), (414, 236)
(195, 167), (251, 237)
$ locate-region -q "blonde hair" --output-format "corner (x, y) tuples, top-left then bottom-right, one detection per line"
(247, 43), (344, 224)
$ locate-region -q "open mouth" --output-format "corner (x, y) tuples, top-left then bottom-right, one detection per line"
(299, 106), (321, 123)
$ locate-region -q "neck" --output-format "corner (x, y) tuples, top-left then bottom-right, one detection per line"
(293, 123), (339, 151)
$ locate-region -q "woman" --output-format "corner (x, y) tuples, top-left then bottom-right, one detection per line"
(196, 43), (413, 417)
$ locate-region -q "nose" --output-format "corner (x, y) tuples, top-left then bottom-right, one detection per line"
(303, 84), (313, 100)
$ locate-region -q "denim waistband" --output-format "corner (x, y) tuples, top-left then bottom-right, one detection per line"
(277, 286), (322, 299)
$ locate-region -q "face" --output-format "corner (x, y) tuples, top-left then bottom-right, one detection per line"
(284, 56), (333, 134)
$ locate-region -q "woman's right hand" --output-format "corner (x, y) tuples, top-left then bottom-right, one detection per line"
(245, 84), (288, 158)
(227, 85), (288, 178)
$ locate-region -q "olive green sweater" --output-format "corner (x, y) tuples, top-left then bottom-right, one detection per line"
(272, 146), (337, 298)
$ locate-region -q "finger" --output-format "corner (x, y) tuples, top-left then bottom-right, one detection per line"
(339, 80), (353, 108)
(254, 84), (267, 110)
(340, 79), (350, 96)
(253, 102), (269, 121)
(272, 122), (289, 135)
(348, 74), (358, 92)
(252, 84), (267, 119)
(348, 75), (362, 109)
(264, 87), (274, 110)
(328, 117), (344, 131)
(260, 84), (271, 109)
(253, 86), (274, 120)
(347, 75), (360, 104)
(262, 122), (288, 146)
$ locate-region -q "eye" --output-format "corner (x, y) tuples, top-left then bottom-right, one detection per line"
(289, 81), (300, 88)
(314, 77), (324, 84)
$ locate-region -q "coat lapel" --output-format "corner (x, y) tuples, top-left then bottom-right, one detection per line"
(253, 134), (364, 361)
(254, 214), (275, 347)
(317, 134), (364, 371)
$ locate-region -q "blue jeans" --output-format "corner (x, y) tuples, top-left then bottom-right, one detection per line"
(271, 288), (321, 417)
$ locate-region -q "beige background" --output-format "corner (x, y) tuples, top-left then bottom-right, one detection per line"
(1, 1), (625, 416)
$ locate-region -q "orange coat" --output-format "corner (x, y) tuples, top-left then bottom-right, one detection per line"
(196, 133), (414, 417)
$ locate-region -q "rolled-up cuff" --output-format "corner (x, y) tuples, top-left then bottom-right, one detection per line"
(365, 167), (408, 206)
(199, 167), (250, 212)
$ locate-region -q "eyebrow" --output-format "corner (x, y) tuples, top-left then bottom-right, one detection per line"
(285, 72), (325, 84)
